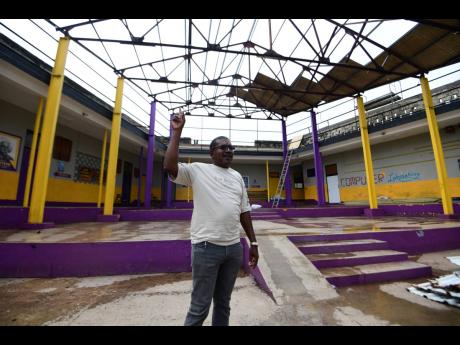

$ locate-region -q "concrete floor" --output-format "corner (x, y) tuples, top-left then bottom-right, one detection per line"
(1, 216), (460, 325)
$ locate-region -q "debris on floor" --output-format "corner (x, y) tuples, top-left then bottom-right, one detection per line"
(407, 271), (460, 308)
(446, 256), (460, 266)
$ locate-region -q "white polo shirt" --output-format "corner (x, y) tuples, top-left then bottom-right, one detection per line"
(170, 162), (251, 246)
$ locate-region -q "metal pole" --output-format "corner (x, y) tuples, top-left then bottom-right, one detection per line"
(166, 119), (173, 208)
(266, 160), (270, 202)
(281, 119), (292, 207)
(97, 129), (108, 207)
(144, 101), (156, 208)
(420, 75), (453, 215)
(137, 146), (143, 207)
(23, 96), (45, 207)
(103, 77), (125, 216)
(357, 95), (378, 209)
(310, 110), (326, 206)
(28, 38), (70, 223)
(187, 157), (191, 203)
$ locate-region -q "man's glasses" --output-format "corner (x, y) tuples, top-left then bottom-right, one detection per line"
(214, 145), (236, 152)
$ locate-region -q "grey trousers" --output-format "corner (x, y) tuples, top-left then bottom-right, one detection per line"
(184, 241), (243, 326)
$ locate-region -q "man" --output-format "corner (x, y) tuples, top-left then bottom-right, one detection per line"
(164, 110), (259, 326)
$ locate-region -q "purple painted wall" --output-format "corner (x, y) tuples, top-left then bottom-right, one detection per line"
(1, 204), (458, 229)
(281, 119), (292, 206)
(144, 101), (156, 208)
(0, 238), (253, 279)
(16, 146), (31, 205)
(276, 206), (365, 218)
(137, 146), (143, 207)
(310, 110), (326, 206)
(0, 240), (192, 277)
(119, 208), (193, 221)
(381, 204), (460, 216)
(166, 118), (173, 208)
(288, 227), (460, 255)
(0, 207), (29, 229)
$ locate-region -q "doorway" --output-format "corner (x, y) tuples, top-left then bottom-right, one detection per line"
(121, 161), (133, 206)
(325, 164), (341, 204)
(16, 130), (34, 205)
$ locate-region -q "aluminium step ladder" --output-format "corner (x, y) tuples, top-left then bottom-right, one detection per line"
(271, 149), (293, 208)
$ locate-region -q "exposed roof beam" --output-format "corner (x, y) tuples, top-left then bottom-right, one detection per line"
(326, 19), (426, 73)
(412, 19), (460, 33)
(70, 36), (413, 77)
(126, 76), (351, 97)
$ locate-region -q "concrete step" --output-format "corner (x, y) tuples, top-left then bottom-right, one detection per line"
(251, 213), (282, 220)
(296, 239), (389, 254)
(321, 261), (432, 287)
(306, 250), (409, 269)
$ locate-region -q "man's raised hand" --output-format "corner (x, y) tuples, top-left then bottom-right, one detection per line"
(171, 109), (185, 131)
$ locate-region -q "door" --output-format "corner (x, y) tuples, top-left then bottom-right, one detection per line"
(121, 161), (133, 206)
(326, 175), (341, 203)
(325, 163), (340, 204)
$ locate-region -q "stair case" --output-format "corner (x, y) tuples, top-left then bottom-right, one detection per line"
(293, 237), (432, 287)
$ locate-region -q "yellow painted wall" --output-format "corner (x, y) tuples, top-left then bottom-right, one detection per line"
(0, 170), (19, 200)
(304, 185), (317, 200)
(44, 177), (162, 204)
(304, 184), (329, 201)
(269, 177), (280, 198)
(340, 177), (460, 202)
(292, 188), (304, 200)
(176, 187), (276, 202)
(4, 170), (458, 205)
(46, 178), (106, 203)
(175, 185), (193, 201)
(130, 177), (162, 202)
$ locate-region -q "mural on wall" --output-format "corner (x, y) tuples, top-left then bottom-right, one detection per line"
(0, 131), (21, 171)
(54, 161), (72, 178)
(341, 173), (385, 187)
(74, 152), (106, 184)
(341, 170), (421, 187)
(387, 171), (421, 183)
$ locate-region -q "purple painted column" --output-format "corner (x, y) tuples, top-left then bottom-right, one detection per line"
(310, 110), (326, 206)
(281, 119), (292, 207)
(166, 119), (173, 208)
(16, 147), (31, 205)
(144, 101), (156, 209)
(137, 146), (143, 207)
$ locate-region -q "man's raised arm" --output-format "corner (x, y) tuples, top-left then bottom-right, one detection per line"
(163, 110), (185, 178)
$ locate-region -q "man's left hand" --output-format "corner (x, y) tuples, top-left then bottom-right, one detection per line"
(249, 246), (259, 268)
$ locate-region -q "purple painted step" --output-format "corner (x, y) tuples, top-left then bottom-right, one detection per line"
(252, 213), (282, 220)
(297, 239), (389, 254)
(306, 250), (409, 269)
(322, 261), (432, 287)
(119, 209), (192, 221)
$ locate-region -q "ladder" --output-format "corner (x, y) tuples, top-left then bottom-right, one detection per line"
(271, 149), (293, 208)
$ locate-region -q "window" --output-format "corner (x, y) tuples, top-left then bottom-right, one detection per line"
(53, 136), (72, 162)
(325, 164), (338, 176)
(292, 165), (303, 189)
(307, 168), (316, 177)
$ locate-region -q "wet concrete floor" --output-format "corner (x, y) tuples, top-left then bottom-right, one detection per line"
(1, 216), (459, 325)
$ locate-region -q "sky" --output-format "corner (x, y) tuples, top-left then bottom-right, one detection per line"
(1, 19), (459, 146)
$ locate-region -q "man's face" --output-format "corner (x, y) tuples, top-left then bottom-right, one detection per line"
(210, 138), (234, 168)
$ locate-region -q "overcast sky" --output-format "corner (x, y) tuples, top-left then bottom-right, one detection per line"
(1, 19), (459, 146)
